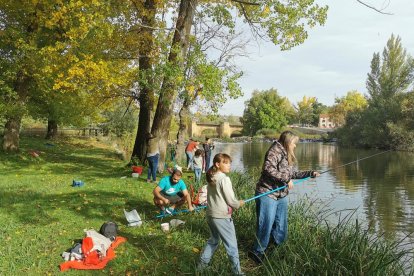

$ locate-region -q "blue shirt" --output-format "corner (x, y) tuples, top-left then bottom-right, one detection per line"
(158, 176), (187, 196)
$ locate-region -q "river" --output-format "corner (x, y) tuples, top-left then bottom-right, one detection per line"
(209, 142), (414, 241)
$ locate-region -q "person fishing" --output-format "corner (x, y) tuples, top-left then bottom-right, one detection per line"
(197, 153), (245, 275)
(248, 130), (320, 264)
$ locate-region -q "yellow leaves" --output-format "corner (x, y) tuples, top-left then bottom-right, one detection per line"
(68, 66), (85, 79)
(187, 85), (195, 94)
(262, 5), (271, 17)
(192, 247), (200, 253)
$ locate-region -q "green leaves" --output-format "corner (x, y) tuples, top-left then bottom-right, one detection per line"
(329, 91), (367, 126)
(338, 35), (414, 150)
(233, 0), (328, 51)
(242, 88), (292, 136)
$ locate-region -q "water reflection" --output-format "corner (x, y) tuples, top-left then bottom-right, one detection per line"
(212, 142), (414, 240)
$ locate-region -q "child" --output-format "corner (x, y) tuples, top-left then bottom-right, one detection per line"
(197, 153), (245, 275)
(193, 149), (204, 182)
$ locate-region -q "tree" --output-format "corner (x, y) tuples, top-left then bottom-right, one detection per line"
(151, 0), (198, 171)
(148, 0), (328, 170)
(101, 99), (137, 138)
(175, 35), (244, 146)
(0, 0), (132, 150)
(337, 35), (414, 149)
(329, 90), (367, 126)
(295, 96), (317, 126)
(130, 0), (159, 162)
(242, 88), (293, 136)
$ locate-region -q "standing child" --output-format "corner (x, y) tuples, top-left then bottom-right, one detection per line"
(193, 149), (204, 182)
(198, 153), (245, 275)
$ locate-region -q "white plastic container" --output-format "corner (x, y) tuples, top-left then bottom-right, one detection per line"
(160, 222), (170, 233)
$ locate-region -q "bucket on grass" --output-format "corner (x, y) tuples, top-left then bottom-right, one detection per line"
(131, 166), (143, 174)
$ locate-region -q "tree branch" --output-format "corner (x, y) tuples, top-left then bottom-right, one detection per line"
(356, 0), (393, 15)
(231, 0), (260, 5)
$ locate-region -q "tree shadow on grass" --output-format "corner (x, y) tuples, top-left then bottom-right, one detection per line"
(0, 136), (129, 179)
(0, 189), (156, 226)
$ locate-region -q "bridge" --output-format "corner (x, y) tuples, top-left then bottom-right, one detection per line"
(189, 122), (243, 138)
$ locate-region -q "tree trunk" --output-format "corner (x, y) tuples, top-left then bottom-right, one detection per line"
(131, 0), (156, 163)
(177, 99), (190, 146)
(2, 70), (30, 152)
(2, 117), (22, 152)
(151, 0), (198, 172)
(45, 119), (58, 139)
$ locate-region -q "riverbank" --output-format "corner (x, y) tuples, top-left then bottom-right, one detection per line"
(214, 135), (332, 143)
(0, 136), (410, 275)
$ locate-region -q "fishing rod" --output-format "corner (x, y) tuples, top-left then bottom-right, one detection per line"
(318, 149), (392, 175)
(156, 149), (392, 218)
(244, 149), (392, 203)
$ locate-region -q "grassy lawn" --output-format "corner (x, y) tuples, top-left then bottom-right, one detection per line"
(0, 136), (410, 275)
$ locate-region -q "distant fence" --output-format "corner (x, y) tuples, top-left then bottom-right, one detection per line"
(19, 127), (105, 137)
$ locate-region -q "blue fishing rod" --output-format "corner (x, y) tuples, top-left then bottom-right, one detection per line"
(156, 149), (391, 219)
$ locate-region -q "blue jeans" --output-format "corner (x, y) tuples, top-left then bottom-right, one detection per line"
(194, 168), (202, 182)
(147, 154), (159, 181)
(200, 217), (242, 275)
(252, 195), (288, 254)
(186, 151), (193, 170)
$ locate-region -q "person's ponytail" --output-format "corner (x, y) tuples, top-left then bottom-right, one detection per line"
(206, 153), (232, 185)
(206, 166), (218, 184)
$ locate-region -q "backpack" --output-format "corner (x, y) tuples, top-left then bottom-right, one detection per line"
(99, 222), (118, 242)
(190, 184), (208, 206)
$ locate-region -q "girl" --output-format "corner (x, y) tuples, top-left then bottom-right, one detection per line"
(248, 131), (319, 264)
(198, 153), (245, 275)
(192, 149), (204, 182)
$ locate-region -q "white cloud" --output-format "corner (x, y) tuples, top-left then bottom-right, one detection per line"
(220, 0), (414, 115)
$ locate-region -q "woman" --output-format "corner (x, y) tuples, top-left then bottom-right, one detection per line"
(249, 131), (319, 264)
(185, 138), (199, 170)
(146, 133), (159, 183)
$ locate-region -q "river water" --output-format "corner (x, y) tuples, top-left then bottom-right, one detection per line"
(209, 142), (414, 240)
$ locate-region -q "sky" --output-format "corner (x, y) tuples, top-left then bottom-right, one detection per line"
(220, 0), (414, 116)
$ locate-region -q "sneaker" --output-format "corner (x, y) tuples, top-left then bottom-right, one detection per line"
(158, 207), (167, 216)
(248, 250), (264, 264)
(165, 207), (175, 215)
(196, 261), (209, 272)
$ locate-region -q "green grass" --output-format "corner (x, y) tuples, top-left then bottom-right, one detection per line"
(0, 136), (412, 275)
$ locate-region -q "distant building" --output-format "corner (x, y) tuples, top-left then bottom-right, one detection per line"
(319, 114), (337, 128)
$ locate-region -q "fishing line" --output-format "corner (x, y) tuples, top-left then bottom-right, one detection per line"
(156, 149), (392, 218)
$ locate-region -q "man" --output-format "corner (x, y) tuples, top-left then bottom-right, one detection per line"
(153, 168), (194, 215)
(202, 137), (214, 172)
